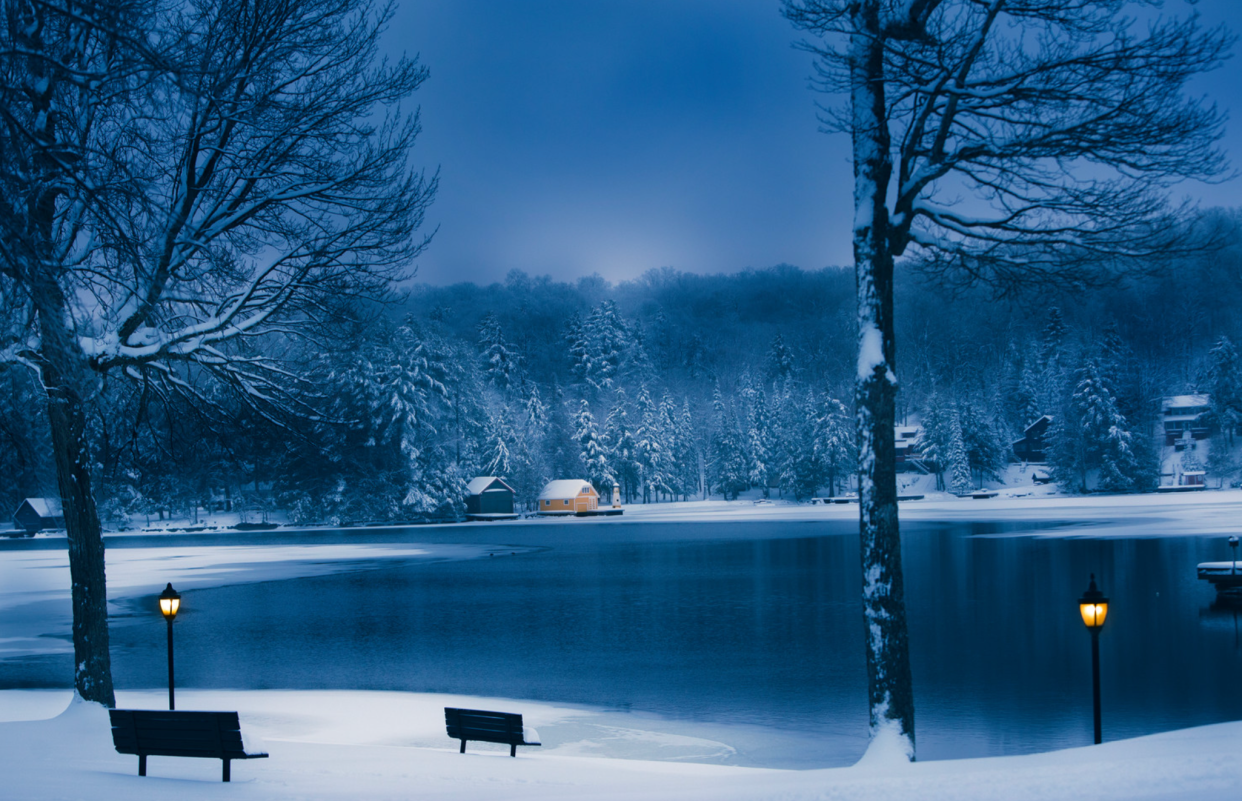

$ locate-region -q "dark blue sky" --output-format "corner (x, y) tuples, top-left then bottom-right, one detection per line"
(389, 1), (1242, 286)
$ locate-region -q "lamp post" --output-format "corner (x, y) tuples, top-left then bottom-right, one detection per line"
(1078, 574), (1109, 745)
(1230, 536), (1238, 576)
(159, 583), (181, 710)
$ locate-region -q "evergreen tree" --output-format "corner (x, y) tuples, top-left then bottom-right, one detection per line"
(1207, 336), (1242, 446)
(814, 394), (854, 498)
(1051, 360), (1153, 493)
(604, 389), (640, 502)
(945, 408), (973, 495)
(708, 384), (748, 499)
(574, 400), (614, 494)
(766, 333), (796, 383)
(746, 387), (772, 497)
(477, 312), (518, 389)
(959, 402), (1008, 488)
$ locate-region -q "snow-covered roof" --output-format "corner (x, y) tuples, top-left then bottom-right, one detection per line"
(20, 498), (63, 518)
(1023, 415), (1052, 434)
(1163, 394), (1209, 410)
(895, 425), (920, 440)
(538, 480), (596, 501)
(466, 477), (513, 495)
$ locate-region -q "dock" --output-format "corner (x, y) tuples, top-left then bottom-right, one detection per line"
(575, 508), (623, 517)
(1198, 562), (1242, 598)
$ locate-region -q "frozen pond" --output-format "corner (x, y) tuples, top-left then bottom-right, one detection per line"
(2, 519), (1240, 768)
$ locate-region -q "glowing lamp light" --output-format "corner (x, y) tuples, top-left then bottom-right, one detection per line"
(1078, 574), (1108, 630)
(159, 583), (181, 620)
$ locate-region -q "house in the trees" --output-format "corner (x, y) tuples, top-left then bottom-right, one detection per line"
(537, 480), (599, 515)
(895, 424), (925, 470)
(1162, 395), (1212, 448)
(1012, 415), (1053, 463)
(465, 476), (517, 519)
(14, 497), (65, 534)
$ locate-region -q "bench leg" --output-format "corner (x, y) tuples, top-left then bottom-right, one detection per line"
(138, 755), (146, 777)
(460, 739), (466, 754)
(510, 744), (516, 758)
(223, 758), (231, 782)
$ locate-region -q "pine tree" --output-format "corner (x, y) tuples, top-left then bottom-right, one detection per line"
(766, 333), (796, 383)
(634, 384), (667, 503)
(708, 385), (748, 499)
(574, 400), (614, 494)
(814, 394), (854, 498)
(1051, 359), (1153, 493)
(477, 312), (517, 389)
(1208, 336), (1242, 446)
(604, 389), (639, 502)
(946, 408), (973, 495)
(746, 387), (772, 497)
(959, 402), (1007, 487)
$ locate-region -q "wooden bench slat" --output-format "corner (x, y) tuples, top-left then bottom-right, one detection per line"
(109, 709), (266, 782)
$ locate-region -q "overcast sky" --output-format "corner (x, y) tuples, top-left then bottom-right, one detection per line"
(388, 1), (1242, 287)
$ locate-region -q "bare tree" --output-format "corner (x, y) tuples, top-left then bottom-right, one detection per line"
(0, 0), (434, 704)
(783, 0), (1230, 759)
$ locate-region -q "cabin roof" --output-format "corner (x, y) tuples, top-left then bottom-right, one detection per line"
(466, 476), (514, 495)
(1163, 394), (1210, 411)
(538, 480), (596, 500)
(19, 497), (63, 518)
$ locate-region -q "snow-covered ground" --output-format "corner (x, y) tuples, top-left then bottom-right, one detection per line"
(1, 690), (1239, 800)
(614, 487), (1242, 537)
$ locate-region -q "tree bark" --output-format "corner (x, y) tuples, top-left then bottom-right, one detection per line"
(851, 0), (915, 758)
(36, 299), (116, 708)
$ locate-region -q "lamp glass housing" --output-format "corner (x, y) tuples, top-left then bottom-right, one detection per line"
(159, 583), (181, 620)
(1079, 601), (1108, 629)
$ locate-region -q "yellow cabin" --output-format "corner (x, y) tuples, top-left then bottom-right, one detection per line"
(537, 480), (599, 515)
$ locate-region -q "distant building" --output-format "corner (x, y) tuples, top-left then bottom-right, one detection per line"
(14, 497), (65, 534)
(895, 424), (922, 467)
(1012, 415), (1053, 463)
(1162, 395), (1211, 448)
(465, 476), (516, 517)
(537, 480), (599, 515)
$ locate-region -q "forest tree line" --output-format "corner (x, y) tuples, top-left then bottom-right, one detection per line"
(4, 212), (1242, 523)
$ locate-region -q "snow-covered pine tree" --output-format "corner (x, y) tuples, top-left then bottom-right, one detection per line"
(917, 392), (952, 491)
(946, 408), (973, 496)
(708, 384), (748, 500)
(477, 312), (518, 389)
(574, 400), (614, 495)
(765, 333), (796, 383)
(677, 398), (701, 500)
(1208, 336), (1242, 446)
(814, 394), (854, 498)
(604, 389), (640, 502)
(958, 403), (1007, 488)
(746, 387), (772, 497)
(634, 384), (666, 503)
(1051, 360), (1152, 493)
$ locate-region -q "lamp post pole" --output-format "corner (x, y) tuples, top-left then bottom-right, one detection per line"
(1090, 626), (1101, 744)
(1229, 536), (1238, 576)
(159, 583), (182, 710)
(1078, 574), (1109, 745)
(166, 615), (173, 710)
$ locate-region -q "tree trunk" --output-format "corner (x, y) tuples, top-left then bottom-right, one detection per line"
(850, 0), (915, 759)
(38, 307), (116, 708)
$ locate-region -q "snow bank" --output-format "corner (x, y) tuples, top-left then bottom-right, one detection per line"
(1, 689), (1238, 800)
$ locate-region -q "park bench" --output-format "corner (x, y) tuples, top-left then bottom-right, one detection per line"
(444, 707), (541, 757)
(109, 709), (268, 782)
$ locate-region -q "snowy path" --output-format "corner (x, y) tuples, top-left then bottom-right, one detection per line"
(1, 690), (1239, 800)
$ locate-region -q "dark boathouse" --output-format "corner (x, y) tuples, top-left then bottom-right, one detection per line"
(465, 477), (516, 518)
(14, 497), (65, 534)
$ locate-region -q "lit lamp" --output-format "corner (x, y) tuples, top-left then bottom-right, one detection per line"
(159, 583), (181, 710)
(1078, 574), (1108, 744)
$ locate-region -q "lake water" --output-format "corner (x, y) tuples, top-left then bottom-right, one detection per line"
(3, 518), (1241, 767)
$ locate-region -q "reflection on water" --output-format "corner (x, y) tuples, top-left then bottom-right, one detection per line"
(4, 520), (1241, 766)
